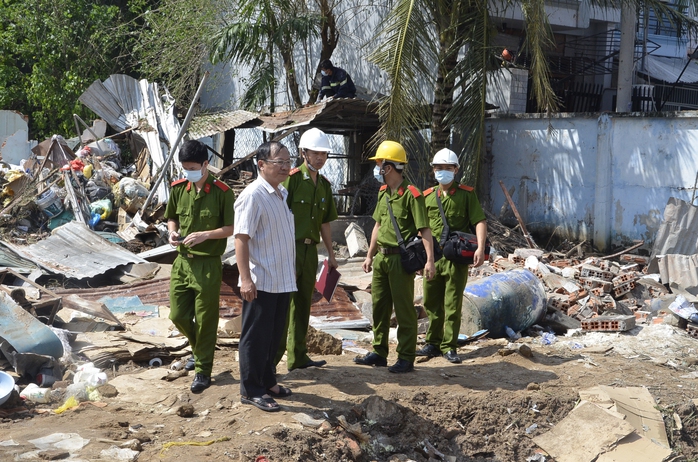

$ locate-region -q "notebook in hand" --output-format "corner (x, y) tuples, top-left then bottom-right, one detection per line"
(315, 259), (341, 302)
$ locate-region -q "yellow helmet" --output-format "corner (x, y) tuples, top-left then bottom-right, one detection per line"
(368, 140), (407, 164)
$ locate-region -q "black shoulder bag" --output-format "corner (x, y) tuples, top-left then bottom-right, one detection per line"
(435, 191), (490, 265)
(385, 195), (428, 274)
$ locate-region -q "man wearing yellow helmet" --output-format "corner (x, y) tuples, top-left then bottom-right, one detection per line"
(355, 140), (436, 373)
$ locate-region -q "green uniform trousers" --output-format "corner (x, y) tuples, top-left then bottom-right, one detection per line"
(371, 252), (417, 362)
(275, 242), (318, 369)
(169, 254), (222, 376)
(423, 258), (469, 352)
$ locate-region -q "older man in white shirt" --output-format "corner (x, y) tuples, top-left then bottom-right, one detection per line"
(234, 141), (297, 412)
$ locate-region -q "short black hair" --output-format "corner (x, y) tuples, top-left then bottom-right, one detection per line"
(257, 141), (287, 162)
(320, 59), (333, 70)
(179, 140), (208, 164)
(383, 161), (404, 172)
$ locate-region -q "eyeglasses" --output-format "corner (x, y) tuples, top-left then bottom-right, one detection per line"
(264, 159), (294, 167)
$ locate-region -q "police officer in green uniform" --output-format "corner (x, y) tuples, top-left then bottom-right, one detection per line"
(417, 148), (487, 363)
(166, 140), (235, 393)
(355, 140), (436, 373)
(275, 128), (339, 371)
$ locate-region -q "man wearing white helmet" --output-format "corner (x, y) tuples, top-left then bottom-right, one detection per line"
(417, 148), (487, 363)
(274, 128), (339, 371)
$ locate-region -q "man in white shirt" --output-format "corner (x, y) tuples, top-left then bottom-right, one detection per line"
(234, 141), (297, 412)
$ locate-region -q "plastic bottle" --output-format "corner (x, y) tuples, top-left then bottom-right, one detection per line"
(170, 360), (184, 371)
(504, 326), (521, 340)
(20, 384), (52, 403)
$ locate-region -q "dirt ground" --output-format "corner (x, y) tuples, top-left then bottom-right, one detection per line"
(2, 332), (697, 462)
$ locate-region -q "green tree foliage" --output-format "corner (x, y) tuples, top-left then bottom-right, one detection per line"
(127, 0), (224, 109)
(369, 0), (698, 186)
(211, 0), (321, 111)
(0, 0), (131, 140)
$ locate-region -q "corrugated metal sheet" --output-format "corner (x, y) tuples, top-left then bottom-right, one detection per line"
(6, 222), (147, 280)
(78, 75), (181, 205)
(55, 265), (369, 326)
(189, 110), (260, 139)
(645, 55), (698, 84)
(0, 243), (40, 274)
(257, 98), (380, 135)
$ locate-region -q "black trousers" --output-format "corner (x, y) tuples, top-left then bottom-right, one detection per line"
(239, 290), (290, 398)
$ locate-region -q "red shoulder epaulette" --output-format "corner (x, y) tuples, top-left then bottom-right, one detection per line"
(289, 168), (300, 175)
(407, 185), (421, 197)
(379, 185), (388, 191)
(458, 184), (474, 191)
(213, 179), (230, 192)
(171, 178), (187, 187)
(423, 187), (435, 196)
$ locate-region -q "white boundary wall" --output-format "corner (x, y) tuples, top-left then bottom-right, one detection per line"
(485, 112), (698, 251)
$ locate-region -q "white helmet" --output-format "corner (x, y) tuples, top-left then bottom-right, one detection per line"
(431, 148), (459, 166)
(299, 128), (331, 152)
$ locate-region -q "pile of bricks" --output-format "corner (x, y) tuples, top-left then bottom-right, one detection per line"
(475, 250), (666, 333)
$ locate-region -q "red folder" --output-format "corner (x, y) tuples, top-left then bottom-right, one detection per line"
(315, 259), (341, 302)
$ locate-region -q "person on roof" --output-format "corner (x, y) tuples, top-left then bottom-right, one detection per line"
(417, 148), (487, 364)
(274, 128), (339, 372)
(318, 59), (356, 100)
(166, 140), (235, 394)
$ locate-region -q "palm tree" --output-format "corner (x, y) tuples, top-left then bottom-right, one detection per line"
(369, 0), (698, 186)
(211, 0), (321, 110)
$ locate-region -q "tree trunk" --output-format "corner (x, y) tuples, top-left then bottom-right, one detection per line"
(308, 0), (339, 103)
(279, 43), (303, 108)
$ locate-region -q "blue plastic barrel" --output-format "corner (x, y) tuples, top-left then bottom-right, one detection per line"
(461, 269), (547, 338)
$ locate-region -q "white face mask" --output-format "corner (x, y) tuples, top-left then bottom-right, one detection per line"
(321, 70), (328, 77)
(373, 165), (384, 184)
(434, 170), (455, 185)
(183, 166), (204, 183)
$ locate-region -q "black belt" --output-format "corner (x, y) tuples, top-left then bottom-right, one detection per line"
(379, 246), (401, 255)
(297, 238), (317, 245)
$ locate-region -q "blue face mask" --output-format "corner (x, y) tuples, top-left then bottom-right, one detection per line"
(183, 166), (204, 183)
(434, 170), (455, 185)
(321, 70), (328, 77)
(373, 165), (384, 184)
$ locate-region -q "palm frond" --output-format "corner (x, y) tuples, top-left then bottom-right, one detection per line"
(210, 22), (268, 66)
(368, 0), (437, 154)
(520, 0), (559, 112)
(241, 62), (276, 110)
(447, 0), (494, 187)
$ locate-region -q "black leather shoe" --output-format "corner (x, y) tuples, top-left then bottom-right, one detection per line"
(190, 373), (211, 393)
(184, 356), (196, 371)
(295, 359), (327, 369)
(388, 358), (414, 373)
(415, 344), (441, 357)
(354, 352), (387, 367)
(443, 350), (462, 364)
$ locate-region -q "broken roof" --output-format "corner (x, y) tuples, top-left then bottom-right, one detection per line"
(188, 110), (259, 140)
(5, 222), (147, 280)
(191, 98), (381, 138)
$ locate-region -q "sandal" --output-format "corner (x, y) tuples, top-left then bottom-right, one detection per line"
(267, 385), (292, 398)
(241, 396), (280, 412)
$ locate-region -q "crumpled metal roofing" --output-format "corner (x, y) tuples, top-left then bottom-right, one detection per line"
(257, 98), (381, 134)
(78, 75), (181, 205)
(189, 110), (260, 139)
(5, 222), (147, 280)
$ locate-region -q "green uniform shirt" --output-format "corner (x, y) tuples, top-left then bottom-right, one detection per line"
(283, 163), (338, 242)
(164, 174), (235, 257)
(372, 179), (429, 247)
(424, 184), (486, 238)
